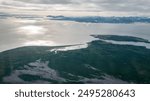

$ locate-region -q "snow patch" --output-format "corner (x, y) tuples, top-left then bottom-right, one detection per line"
(3, 59), (65, 83)
(79, 74), (128, 84)
(84, 64), (99, 71)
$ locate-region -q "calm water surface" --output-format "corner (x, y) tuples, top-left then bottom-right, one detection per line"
(0, 17), (150, 52)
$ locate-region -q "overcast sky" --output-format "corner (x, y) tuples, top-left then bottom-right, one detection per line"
(0, 0), (150, 16)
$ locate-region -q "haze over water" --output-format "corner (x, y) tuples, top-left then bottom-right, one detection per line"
(0, 16), (150, 52)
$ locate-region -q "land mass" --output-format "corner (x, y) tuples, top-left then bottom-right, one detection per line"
(0, 35), (150, 84)
(47, 15), (150, 23)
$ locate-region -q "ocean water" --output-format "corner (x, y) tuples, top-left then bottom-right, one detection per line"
(0, 17), (150, 52)
(1, 17), (150, 84)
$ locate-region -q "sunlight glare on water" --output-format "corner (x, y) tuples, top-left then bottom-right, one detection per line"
(24, 40), (56, 46)
(18, 25), (47, 35)
(1, 17), (150, 52)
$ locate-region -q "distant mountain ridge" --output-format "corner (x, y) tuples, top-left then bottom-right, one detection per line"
(47, 15), (150, 23)
(1, 12), (150, 23)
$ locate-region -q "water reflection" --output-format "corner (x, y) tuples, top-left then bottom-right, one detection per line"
(24, 40), (56, 46)
(14, 19), (37, 24)
(18, 25), (47, 35)
(0, 18), (150, 52)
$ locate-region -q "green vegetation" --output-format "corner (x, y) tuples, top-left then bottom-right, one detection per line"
(0, 36), (150, 84)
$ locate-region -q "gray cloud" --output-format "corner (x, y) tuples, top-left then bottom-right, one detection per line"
(0, 0), (150, 16)
(14, 0), (74, 4)
(91, 0), (150, 12)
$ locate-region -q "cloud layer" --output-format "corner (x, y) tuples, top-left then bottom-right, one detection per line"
(0, 0), (150, 16)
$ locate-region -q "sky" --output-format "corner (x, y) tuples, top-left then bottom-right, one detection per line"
(0, 0), (150, 16)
